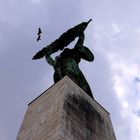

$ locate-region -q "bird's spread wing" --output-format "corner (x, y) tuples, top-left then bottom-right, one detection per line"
(33, 19), (92, 59)
(38, 27), (42, 35)
(37, 35), (41, 41)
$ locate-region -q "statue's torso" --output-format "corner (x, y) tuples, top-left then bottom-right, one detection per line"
(55, 48), (81, 77)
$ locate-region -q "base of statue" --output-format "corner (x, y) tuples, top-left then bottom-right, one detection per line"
(16, 76), (116, 140)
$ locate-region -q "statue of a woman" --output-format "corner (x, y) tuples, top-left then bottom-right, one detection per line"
(45, 32), (94, 99)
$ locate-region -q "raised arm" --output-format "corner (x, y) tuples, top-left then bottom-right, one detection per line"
(74, 32), (85, 49)
(74, 32), (94, 62)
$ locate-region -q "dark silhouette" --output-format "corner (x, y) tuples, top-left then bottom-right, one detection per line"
(38, 27), (42, 35)
(33, 19), (92, 59)
(45, 32), (94, 99)
(37, 27), (42, 41)
(33, 20), (94, 99)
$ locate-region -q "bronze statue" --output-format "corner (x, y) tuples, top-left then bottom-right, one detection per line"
(37, 27), (42, 41)
(33, 19), (94, 99)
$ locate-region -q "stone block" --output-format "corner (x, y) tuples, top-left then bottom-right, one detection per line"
(17, 76), (116, 140)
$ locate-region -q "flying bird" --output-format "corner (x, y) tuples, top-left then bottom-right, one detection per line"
(37, 34), (41, 41)
(37, 27), (42, 41)
(33, 19), (92, 60)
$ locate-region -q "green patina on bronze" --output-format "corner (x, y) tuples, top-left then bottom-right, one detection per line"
(33, 20), (94, 99)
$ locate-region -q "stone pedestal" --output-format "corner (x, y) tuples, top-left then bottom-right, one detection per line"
(17, 76), (116, 140)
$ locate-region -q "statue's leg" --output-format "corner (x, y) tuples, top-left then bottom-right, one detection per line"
(65, 71), (94, 99)
(53, 71), (61, 83)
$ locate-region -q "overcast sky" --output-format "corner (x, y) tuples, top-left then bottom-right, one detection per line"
(0, 0), (140, 139)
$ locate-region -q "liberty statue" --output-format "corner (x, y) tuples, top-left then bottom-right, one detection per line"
(33, 19), (94, 99)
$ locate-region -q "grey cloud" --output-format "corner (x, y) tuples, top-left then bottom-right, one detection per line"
(1, 0), (140, 139)
(134, 77), (140, 83)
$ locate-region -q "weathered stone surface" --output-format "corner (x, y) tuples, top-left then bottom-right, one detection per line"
(16, 76), (116, 140)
